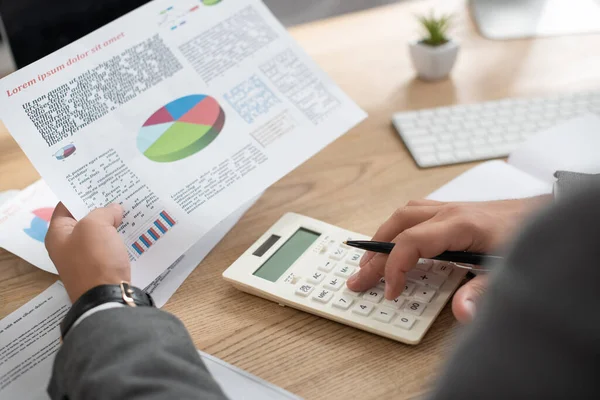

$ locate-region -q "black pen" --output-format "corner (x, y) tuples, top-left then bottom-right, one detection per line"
(344, 240), (503, 266)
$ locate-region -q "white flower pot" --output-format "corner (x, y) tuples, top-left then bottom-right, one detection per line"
(409, 39), (459, 81)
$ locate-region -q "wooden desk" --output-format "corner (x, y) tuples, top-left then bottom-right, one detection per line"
(1, 0), (599, 398)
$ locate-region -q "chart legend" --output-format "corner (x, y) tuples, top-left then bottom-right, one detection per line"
(137, 95), (225, 162)
(130, 210), (177, 255)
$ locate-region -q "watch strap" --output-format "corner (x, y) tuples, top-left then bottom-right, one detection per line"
(61, 282), (154, 339)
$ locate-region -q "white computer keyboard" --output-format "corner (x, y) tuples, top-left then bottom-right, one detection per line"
(223, 213), (467, 345)
(392, 90), (600, 168)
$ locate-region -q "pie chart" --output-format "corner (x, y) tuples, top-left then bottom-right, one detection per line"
(138, 95), (225, 162)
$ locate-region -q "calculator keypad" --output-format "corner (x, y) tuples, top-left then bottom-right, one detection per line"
(290, 237), (460, 340)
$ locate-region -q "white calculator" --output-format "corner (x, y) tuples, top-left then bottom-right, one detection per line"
(223, 213), (467, 345)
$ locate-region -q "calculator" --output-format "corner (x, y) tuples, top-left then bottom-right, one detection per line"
(223, 213), (467, 345)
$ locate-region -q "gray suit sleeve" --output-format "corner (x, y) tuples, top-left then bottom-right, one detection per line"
(48, 307), (228, 400)
(428, 185), (600, 399)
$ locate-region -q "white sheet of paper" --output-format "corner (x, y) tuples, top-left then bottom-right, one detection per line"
(427, 160), (552, 202)
(0, 282), (300, 399)
(0, 181), (58, 274)
(508, 114), (600, 184)
(0, 0), (366, 288)
(0, 181), (258, 296)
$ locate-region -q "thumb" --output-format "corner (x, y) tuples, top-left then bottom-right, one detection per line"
(85, 203), (124, 228)
(452, 274), (488, 324)
(45, 202), (76, 252)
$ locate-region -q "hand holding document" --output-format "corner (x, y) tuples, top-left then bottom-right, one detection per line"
(0, 0), (366, 288)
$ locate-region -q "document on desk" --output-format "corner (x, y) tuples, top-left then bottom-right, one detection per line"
(0, 282), (300, 399)
(0, 0), (366, 287)
(0, 180), (258, 303)
(428, 115), (600, 202)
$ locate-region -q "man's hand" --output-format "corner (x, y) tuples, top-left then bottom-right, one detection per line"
(346, 196), (550, 323)
(45, 202), (130, 303)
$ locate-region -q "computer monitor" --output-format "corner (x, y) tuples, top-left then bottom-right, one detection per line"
(0, 0), (150, 73)
(470, 0), (600, 40)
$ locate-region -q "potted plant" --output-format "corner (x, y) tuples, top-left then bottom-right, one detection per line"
(409, 12), (459, 81)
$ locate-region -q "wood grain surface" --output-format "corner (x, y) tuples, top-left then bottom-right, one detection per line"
(1, 0), (599, 398)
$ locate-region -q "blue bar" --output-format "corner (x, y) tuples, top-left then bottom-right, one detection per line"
(139, 235), (151, 248)
(160, 211), (174, 227)
(154, 221), (166, 233)
(131, 244), (142, 255)
(147, 229), (159, 240)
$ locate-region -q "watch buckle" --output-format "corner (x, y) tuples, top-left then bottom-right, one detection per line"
(120, 281), (137, 307)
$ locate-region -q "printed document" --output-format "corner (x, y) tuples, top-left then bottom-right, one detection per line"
(0, 0), (366, 287)
(0, 180), (257, 304)
(0, 282), (300, 399)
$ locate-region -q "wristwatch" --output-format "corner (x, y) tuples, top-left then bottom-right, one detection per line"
(61, 281), (155, 339)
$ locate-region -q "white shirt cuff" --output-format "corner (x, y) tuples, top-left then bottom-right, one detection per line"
(71, 302), (125, 331)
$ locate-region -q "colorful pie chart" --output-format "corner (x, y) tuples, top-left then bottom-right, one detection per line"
(138, 95), (225, 162)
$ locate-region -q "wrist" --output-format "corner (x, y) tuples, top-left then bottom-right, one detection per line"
(61, 282), (154, 339)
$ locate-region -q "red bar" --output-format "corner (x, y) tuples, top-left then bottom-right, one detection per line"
(141, 234), (152, 247)
(156, 219), (168, 232)
(190, 5), (199, 11)
(161, 211), (176, 226)
(133, 243), (144, 254)
(149, 227), (160, 238)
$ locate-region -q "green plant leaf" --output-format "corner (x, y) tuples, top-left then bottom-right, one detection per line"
(416, 11), (453, 47)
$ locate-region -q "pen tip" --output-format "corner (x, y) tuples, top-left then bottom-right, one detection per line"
(342, 241), (348, 245)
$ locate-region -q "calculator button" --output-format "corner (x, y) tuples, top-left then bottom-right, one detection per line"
(383, 297), (404, 309)
(318, 261), (337, 273)
(352, 301), (375, 316)
(324, 277), (345, 291)
(332, 294), (354, 310)
(373, 307), (395, 323)
(393, 313), (416, 330)
(413, 288), (436, 303)
(330, 247), (348, 261)
(416, 259), (433, 271)
(406, 270), (446, 289)
(342, 287), (362, 298)
(432, 262), (453, 277)
(334, 264), (355, 278)
(312, 289), (334, 303)
(362, 288), (384, 304)
(295, 283), (315, 297)
(401, 282), (416, 296)
(346, 251), (362, 266)
(404, 300), (427, 316)
(306, 270), (326, 284)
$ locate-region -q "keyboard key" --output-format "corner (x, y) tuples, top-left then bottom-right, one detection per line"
(417, 154), (438, 167)
(432, 262), (453, 277)
(352, 301), (375, 316)
(383, 297), (405, 309)
(334, 264), (355, 278)
(346, 251), (362, 266)
(324, 277), (345, 291)
(306, 270), (326, 284)
(413, 288), (436, 303)
(373, 307), (396, 323)
(401, 282), (416, 296)
(377, 276), (386, 290)
(406, 271), (446, 289)
(393, 313), (416, 330)
(295, 283), (315, 297)
(330, 247), (347, 261)
(415, 259), (433, 271)
(404, 300), (427, 316)
(312, 289), (334, 303)
(318, 261), (337, 273)
(362, 288), (384, 304)
(343, 287), (362, 298)
(332, 294), (354, 310)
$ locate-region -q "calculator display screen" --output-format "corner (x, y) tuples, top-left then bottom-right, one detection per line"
(253, 228), (320, 282)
